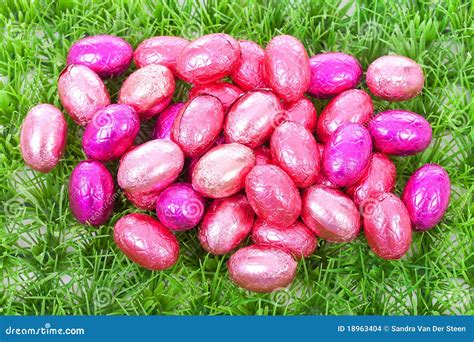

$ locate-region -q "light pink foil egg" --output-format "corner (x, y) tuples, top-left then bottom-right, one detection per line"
(314, 144), (339, 188)
(189, 82), (243, 112)
(230, 40), (266, 91)
(171, 95), (225, 157)
(301, 185), (361, 242)
(152, 103), (185, 140)
(254, 145), (272, 165)
(58, 64), (110, 126)
(224, 90), (283, 148)
(118, 64), (175, 120)
(228, 245), (297, 292)
(198, 194), (255, 255)
(192, 143), (255, 198)
(117, 140), (184, 210)
(283, 97), (317, 132)
(245, 164), (301, 227)
(20, 104), (67, 173)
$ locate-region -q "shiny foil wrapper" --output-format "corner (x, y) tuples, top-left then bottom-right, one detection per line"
(114, 213), (179, 270)
(198, 194), (254, 255)
(68, 160), (114, 226)
(314, 144), (339, 188)
(308, 52), (362, 99)
(369, 110), (432, 156)
(301, 185), (360, 243)
(366, 55), (424, 102)
(284, 97), (317, 132)
(20, 104), (67, 173)
(189, 82), (243, 112)
(228, 245), (297, 293)
(152, 102), (185, 140)
(230, 40), (266, 91)
(58, 64), (111, 126)
(254, 145), (272, 165)
(402, 164), (450, 231)
(264, 35), (310, 103)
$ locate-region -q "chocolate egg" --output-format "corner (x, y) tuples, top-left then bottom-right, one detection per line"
(402, 164), (451, 231)
(20, 104), (67, 173)
(118, 64), (175, 120)
(58, 64), (110, 125)
(254, 145), (272, 165)
(189, 82), (243, 112)
(114, 213), (179, 270)
(228, 245), (297, 292)
(171, 95), (225, 157)
(198, 194), (254, 255)
(283, 97), (317, 132)
(152, 103), (185, 140)
(230, 40), (266, 91)
(301, 185), (360, 242)
(245, 164), (301, 227)
(82, 104), (140, 162)
(314, 144), (339, 188)
(192, 143), (255, 198)
(68, 160), (114, 226)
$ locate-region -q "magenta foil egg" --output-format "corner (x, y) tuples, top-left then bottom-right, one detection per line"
(228, 245), (297, 293)
(323, 122), (372, 187)
(314, 144), (339, 188)
(58, 64), (111, 126)
(308, 52), (363, 99)
(171, 95), (225, 157)
(245, 164), (301, 227)
(176, 33), (241, 84)
(264, 35), (310, 103)
(66, 35), (133, 78)
(155, 183), (205, 231)
(283, 97), (317, 132)
(20, 104), (67, 173)
(82, 104), (140, 162)
(133, 36), (189, 74)
(363, 192), (412, 260)
(230, 40), (266, 91)
(68, 160), (114, 226)
(251, 219), (317, 259)
(189, 82), (243, 112)
(368, 110), (432, 156)
(198, 194), (255, 255)
(301, 185), (360, 242)
(270, 121), (320, 188)
(117, 140), (184, 210)
(152, 103), (185, 140)
(402, 164), (451, 231)
(118, 64), (175, 121)
(114, 213), (179, 270)
(316, 89), (373, 143)
(224, 90), (283, 148)
(366, 55), (424, 101)
(192, 143), (255, 198)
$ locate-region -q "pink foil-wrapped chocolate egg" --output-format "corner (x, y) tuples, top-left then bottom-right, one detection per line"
(323, 123), (372, 187)
(117, 140), (184, 210)
(176, 33), (241, 84)
(198, 194), (254, 255)
(230, 40), (266, 91)
(368, 110), (432, 156)
(58, 64), (111, 126)
(228, 245), (297, 292)
(171, 95), (225, 157)
(118, 64), (175, 121)
(254, 145), (272, 165)
(346, 153), (396, 207)
(314, 144), (339, 188)
(308, 52), (362, 99)
(402, 164), (451, 231)
(189, 82), (243, 112)
(20, 104), (67, 173)
(114, 213), (179, 270)
(133, 36), (189, 74)
(301, 185), (360, 242)
(363, 192), (412, 260)
(270, 121), (320, 188)
(192, 143), (255, 198)
(366, 55), (424, 101)
(67, 35), (133, 78)
(224, 90), (283, 148)
(155, 183), (205, 231)
(283, 97), (317, 132)
(68, 160), (114, 226)
(152, 103), (185, 140)
(316, 89), (373, 143)
(245, 164), (301, 227)
(264, 35), (310, 103)
(82, 104), (140, 162)
(251, 219), (317, 259)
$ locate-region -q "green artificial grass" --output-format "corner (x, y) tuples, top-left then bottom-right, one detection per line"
(0, 0), (473, 315)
